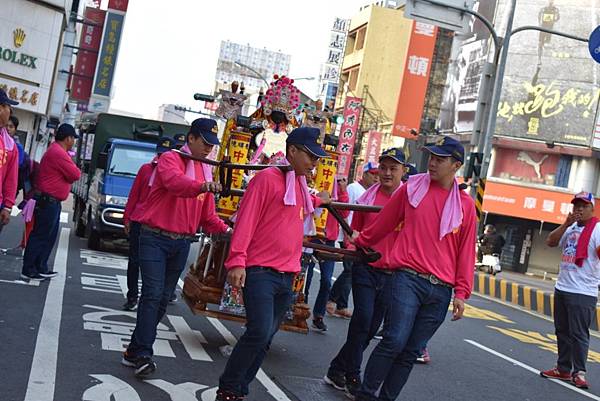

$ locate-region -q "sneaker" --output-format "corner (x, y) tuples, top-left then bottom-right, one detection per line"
(345, 376), (361, 399)
(540, 367), (572, 381)
(416, 348), (431, 364)
(572, 371), (589, 389)
(324, 370), (346, 391)
(215, 388), (244, 401)
(334, 309), (353, 319)
(20, 273), (46, 282)
(134, 356), (156, 378)
(122, 298), (138, 311)
(169, 293), (177, 304)
(312, 317), (327, 332)
(39, 271), (58, 278)
(326, 301), (336, 316)
(373, 329), (384, 340)
(121, 350), (138, 368)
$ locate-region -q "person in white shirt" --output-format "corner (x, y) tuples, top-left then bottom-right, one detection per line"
(541, 191), (600, 390)
(327, 162), (380, 318)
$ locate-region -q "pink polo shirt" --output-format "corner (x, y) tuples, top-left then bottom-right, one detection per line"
(138, 151), (228, 236)
(225, 167), (322, 273)
(0, 135), (18, 208)
(351, 188), (399, 270)
(123, 162), (154, 225)
(356, 182), (477, 300)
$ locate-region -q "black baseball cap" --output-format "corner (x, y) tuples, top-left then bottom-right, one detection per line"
(157, 136), (174, 154)
(55, 123), (79, 140)
(190, 118), (220, 146)
(173, 133), (186, 149)
(379, 148), (406, 164)
(286, 127), (327, 158)
(423, 136), (464, 164)
(0, 88), (18, 106)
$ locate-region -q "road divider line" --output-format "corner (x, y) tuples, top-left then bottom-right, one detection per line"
(206, 317), (293, 401)
(24, 228), (70, 401)
(465, 339), (600, 401)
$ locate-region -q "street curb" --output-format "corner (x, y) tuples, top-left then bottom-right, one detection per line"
(473, 272), (600, 332)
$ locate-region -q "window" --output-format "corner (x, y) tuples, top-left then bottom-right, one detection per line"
(355, 26), (367, 51)
(108, 146), (156, 177)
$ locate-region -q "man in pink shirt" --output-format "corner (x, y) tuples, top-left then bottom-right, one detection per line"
(122, 118), (230, 378)
(216, 127), (330, 401)
(121, 136), (174, 311)
(325, 148), (406, 398)
(0, 89), (20, 231)
(352, 137), (477, 401)
(21, 123), (81, 281)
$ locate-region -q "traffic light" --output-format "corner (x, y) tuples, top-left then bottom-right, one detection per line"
(193, 93), (215, 102)
(331, 115), (344, 125)
(464, 152), (483, 181)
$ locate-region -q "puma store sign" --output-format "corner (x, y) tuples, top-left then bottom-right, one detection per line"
(0, 0), (63, 114)
(492, 147), (560, 187)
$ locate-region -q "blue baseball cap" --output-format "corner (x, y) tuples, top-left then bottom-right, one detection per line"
(572, 191), (595, 206)
(173, 133), (186, 149)
(157, 136), (174, 154)
(286, 127), (327, 158)
(363, 161), (379, 173)
(55, 123), (80, 140)
(0, 88), (18, 106)
(423, 136), (464, 163)
(190, 118), (220, 146)
(379, 148), (406, 164)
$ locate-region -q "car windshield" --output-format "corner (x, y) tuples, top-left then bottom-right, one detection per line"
(108, 145), (155, 177)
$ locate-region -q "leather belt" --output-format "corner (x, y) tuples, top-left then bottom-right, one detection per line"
(34, 192), (60, 203)
(248, 266), (295, 276)
(141, 224), (196, 241)
(401, 267), (454, 289)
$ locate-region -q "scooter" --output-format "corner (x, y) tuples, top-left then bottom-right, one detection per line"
(476, 253), (502, 275)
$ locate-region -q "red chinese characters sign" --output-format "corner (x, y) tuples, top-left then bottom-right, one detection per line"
(336, 96), (362, 178)
(365, 131), (382, 163)
(70, 7), (105, 103)
(108, 0), (129, 11)
(392, 21), (438, 138)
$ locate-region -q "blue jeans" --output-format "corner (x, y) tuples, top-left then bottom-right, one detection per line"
(329, 253), (353, 309)
(219, 267), (294, 396)
(357, 271), (452, 401)
(126, 229), (190, 358)
(329, 263), (390, 379)
(22, 199), (61, 276)
(126, 221), (141, 300)
(303, 239), (336, 317)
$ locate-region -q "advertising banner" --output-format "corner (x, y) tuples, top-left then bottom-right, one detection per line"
(336, 97), (362, 178)
(71, 7), (105, 102)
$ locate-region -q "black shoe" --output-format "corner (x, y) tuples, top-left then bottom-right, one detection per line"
(324, 370), (346, 391)
(215, 389), (244, 400)
(169, 293), (177, 304)
(134, 356), (156, 378)
(122, 298), (138, 311)
(345, 376), (361, 399)
(20, 273), (46, 282)
(312, 317), (327, 332)
(121, 350), (138, 367)
(39, 271), (58, 278)
(373, 329), (384, 340)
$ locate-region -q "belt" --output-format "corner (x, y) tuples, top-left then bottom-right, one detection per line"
(248, 266), (296, 276)
(141, 224), (196, 241)
(401, 267), (454, 289)
(34, 192), (60, 203)
(365, 264), (394, 276)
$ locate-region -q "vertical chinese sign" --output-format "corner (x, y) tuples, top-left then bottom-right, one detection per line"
(91, 0), (128, 105)
(365, 131), (382, 163)
(70, 7), (106, 109)
(392, 21), (438, 138)
(336, 97), (362, 178)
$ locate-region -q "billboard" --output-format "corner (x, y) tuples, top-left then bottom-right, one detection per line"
(336, 97), (363, 178)
(92, 11), (125, 98)
(392, 21), (438, 137)
(495, 0), (600, 146)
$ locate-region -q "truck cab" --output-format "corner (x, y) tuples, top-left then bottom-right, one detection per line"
(72, 113), (189, 249)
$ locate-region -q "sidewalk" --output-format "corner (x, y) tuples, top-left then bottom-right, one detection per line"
(473, 270), (600, 332)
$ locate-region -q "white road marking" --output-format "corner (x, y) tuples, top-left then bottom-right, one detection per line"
(168, 315), (213, 361)
(82, 374), (141, 401)
(465, 339), (600, 401)
(207, 317), (293, 401)
(59, 212), (68, 223)
(144, 379), (209, 401)
(24, 228), (70, 401)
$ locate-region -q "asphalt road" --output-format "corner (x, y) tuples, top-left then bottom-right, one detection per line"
(1, 207), (600, 401)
